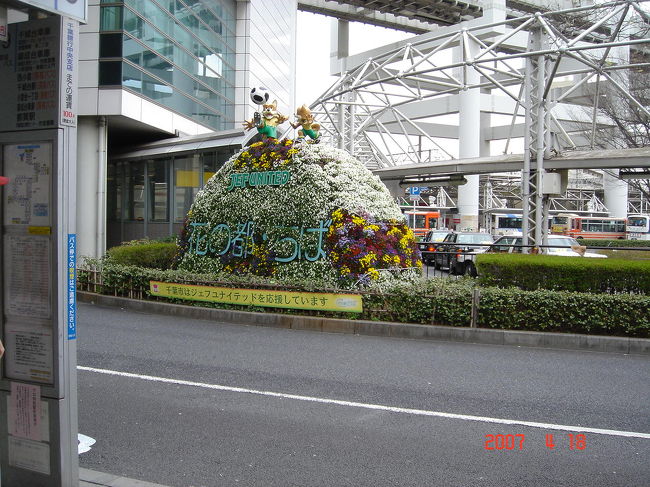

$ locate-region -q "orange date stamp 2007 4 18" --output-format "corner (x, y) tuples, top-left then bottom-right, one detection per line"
(484, 434), (586, 450)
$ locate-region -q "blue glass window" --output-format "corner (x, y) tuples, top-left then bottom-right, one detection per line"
(98, 0), (236, 131)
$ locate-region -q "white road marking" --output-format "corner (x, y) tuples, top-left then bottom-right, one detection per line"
(78, 433), (96, 454)
(78, 365), (650, 440)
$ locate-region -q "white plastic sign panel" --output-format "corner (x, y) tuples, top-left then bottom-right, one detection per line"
(8, 436), (51, 475)
(3, 323), (54, 384)
(9, 382), (42, 441)
(7, 396), (49, 442)
(3, 235), (52, 319)
(3, 142), (52, 226)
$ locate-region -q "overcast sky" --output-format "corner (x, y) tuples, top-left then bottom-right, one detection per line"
(295, 11), (413, 106)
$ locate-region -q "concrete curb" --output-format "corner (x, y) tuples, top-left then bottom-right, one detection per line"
(77, 292), (650, 356)
(80, 468), (169, 486)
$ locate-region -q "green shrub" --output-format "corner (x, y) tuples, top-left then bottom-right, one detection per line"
(77, 263), (650, 337)
(154, 235), (180, 244)
(476, 253), (650, 294)
(364, 279), (474, 325)
(582, 239), (650, 248)
(478, 287), (650, 337)
(106, 241), (177, 270)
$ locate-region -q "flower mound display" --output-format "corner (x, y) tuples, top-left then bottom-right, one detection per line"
(177, 139), (421, 288)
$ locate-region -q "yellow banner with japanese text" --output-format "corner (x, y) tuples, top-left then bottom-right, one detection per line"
(149, 281), (363, 313)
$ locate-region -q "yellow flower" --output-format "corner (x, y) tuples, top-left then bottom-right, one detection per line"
(359, 252), (377, 267)
(368, 268), (380, 279)
(352, 216), (365, 226)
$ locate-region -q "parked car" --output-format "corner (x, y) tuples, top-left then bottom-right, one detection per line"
(424, 229), (452, 243)
(488, 235), (608, 258)
(417, 230), (452, 265)
(432, 231), (494, 275)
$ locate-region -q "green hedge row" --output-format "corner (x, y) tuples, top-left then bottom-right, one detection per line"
(476, 253), (650, 294)
(477, 288), (649, 336)
(582, 239), (650, 248)
(106, 241), (177, 270)
(77, 263), (650, 338)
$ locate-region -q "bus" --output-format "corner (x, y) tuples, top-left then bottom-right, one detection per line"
(626, 214), (650, 240)
(488, 213), (553, 236)
(491, 213), (523, 236)
(550, 213), (626, 239)
(403, 211), (441, 239)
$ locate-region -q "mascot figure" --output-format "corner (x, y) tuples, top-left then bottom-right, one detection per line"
(243, 91), (288, 140)
(290, 105), (320, 142)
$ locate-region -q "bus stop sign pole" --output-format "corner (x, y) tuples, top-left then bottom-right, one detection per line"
(0, 15), (79, 487)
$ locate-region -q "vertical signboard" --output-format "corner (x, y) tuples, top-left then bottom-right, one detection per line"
(0, 17), (78, 132)
(67, 234), (76, 340)
(0, 15), (79, 487)
(60, 19), (78, 128)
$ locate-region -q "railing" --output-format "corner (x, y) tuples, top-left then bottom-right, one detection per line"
(77, 264), (148, 300)
(77, 264), (103, 294)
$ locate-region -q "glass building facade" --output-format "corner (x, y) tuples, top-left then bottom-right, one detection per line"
(247, 0), (295, 114)
(98, 0), (237, 131)
(72, 0), (297, 256)
(107, 146), (238, 248)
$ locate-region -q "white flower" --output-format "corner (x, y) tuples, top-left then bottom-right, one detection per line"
(179, 141), (415, 288)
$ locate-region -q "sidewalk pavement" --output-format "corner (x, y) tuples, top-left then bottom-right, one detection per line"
(80, 468), (169, 487)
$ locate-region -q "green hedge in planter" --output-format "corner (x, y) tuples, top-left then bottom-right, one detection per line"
(363, 279), (474, 326)
(106, 241), (177, 270)
(77, 263), (650, 337)
(476, 253), (650, 294)
(478, 287), (650, 336)
(582, 239), (650, 248)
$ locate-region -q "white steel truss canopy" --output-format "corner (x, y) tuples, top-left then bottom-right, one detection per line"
(374, 146), (650, 180)
(311, 0), (650, 169)
(308, 0), (650, 245)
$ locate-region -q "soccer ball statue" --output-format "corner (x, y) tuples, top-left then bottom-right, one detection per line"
(250, 87), (270, 105)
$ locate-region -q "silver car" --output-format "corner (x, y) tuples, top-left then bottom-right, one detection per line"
(489, 235), (607, 258)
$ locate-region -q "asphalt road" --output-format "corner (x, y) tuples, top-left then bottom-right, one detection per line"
(77, 303), (650, 487)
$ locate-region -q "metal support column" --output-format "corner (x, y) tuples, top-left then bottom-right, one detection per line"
(523, 27), (551, 248)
